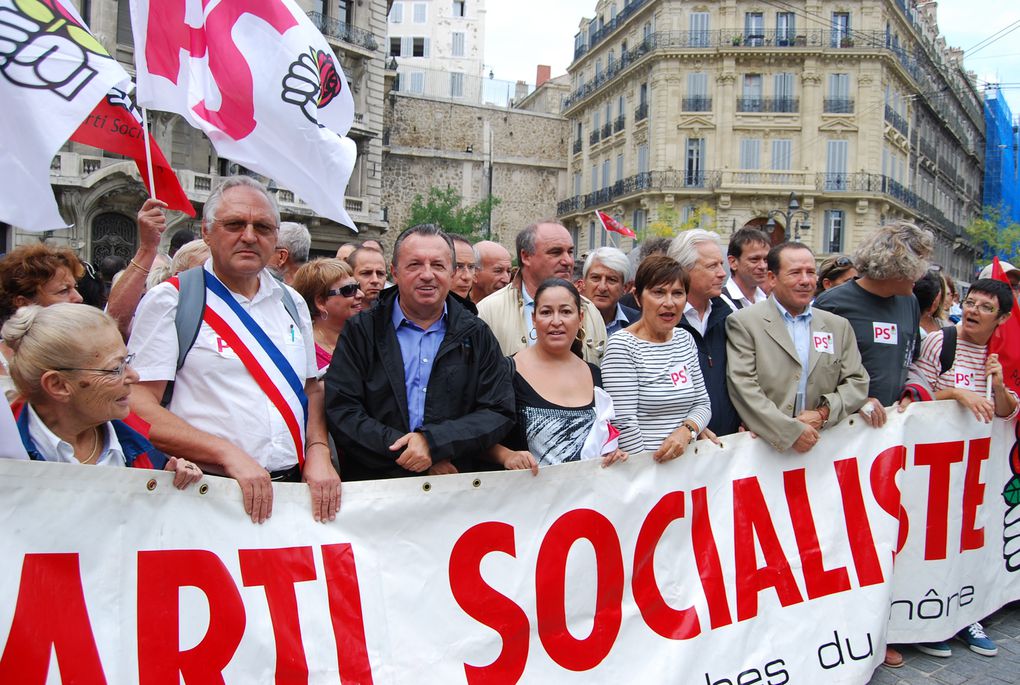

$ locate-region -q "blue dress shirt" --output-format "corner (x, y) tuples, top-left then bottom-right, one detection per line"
(773, 299), (813, 415)
(392, 299), (448, 430)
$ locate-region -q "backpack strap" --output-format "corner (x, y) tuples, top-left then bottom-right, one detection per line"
(279, 283), (300, 328)
(939, 325), (957, 376)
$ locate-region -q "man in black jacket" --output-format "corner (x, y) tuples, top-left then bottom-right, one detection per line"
(324, 224), (514, 480)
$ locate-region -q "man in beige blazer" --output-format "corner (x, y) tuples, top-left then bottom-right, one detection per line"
(725, 242), (869, 453)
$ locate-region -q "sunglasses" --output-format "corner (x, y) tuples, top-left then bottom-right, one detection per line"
(326, 283), (360, 298)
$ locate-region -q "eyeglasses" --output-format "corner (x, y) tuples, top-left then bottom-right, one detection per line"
(57, 353), (136, 377)
(455, 262), (478, 273)
(326, 283), (360, 298)
(214, 219), (278, 236)
(962, 299), (998, 315)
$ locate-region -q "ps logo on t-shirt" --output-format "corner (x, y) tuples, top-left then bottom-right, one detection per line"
(669, 363), (692, 389)
(873, 322), (898, 345)
(812, 332), (834, 354)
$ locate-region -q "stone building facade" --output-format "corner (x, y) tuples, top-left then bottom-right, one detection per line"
(557, 0), (985, 281)
(6, 0), (390, 262)
(382, 92), (569, 248)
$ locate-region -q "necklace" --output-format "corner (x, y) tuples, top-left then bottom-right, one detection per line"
(313, 327), (337, 353)
(79, 426), (100, 465)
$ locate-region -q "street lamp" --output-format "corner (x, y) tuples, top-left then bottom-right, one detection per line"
(765, 191), (812, 242)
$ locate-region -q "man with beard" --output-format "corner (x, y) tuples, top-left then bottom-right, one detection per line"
(477, 220), (607, 364)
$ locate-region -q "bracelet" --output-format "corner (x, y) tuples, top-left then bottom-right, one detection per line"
(681, 419), (699, 435)
(306, 441), (330, 451)
(129, 259), (150, 275)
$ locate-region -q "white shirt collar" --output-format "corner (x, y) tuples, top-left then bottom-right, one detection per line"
(26, 405), (125, 466)
(725, 278), (766, 306)
(203, 258), (282, 305)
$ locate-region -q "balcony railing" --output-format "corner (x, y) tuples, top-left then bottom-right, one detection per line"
(572, 139), (583, 155)
(884, 104), (909, 136)
(823, 98), (855, 114)
(736, 97), (799, 113)
(635, 102), (648, 121)
(557, 170), (722, 215)
(589, 130), (601, 145)
(613, 114), (625, 133)
(306, 11), (379, 51)
(573, 0), (653, 60)
(919, 138), (937, 161)
(682, 96), (712, 112)
(601, 122), (613, 138)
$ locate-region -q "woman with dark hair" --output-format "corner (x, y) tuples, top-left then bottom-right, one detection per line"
(0, 243), (85, 400)
(489, 278), (627, 473)
(815, 255), (857, 295)
(913, 270), (945, 339)
(602, 255), (711, 461)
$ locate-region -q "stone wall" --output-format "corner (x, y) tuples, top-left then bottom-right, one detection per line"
(383, 93), (569, 250)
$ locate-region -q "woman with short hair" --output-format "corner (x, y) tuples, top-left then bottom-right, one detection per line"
(2, 303), (202, 487)
(602, 255), (712, 461)
(292, 258), (364, 373)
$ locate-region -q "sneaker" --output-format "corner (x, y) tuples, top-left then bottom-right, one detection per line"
(916, 641), (952, 658)
(958, 622), (998, 657)
(884, 646), (904, 668)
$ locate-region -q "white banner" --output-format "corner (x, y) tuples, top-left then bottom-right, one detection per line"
(0, 402), (1017, 684)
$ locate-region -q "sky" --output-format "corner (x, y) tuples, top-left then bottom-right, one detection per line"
(484, 0), (1020, 118)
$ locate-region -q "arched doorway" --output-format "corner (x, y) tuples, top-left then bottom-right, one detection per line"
(91, 213), (137, 263)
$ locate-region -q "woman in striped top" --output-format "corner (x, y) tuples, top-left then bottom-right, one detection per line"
(602, 255), (712, 460)
(907, 278), (1018, 421)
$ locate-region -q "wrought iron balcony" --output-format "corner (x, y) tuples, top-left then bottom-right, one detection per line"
(682, 96), (712, 112)
(823, 98), (855, 114)
(884, 105), (909, 136)
(556, 170), (722, 216)
(613, 115), (625, 133)
(737, 97), (799, 113)
(635, 102), (648, 121)
(572, 139), (583, 155)
(306, 11), (379, 52)
(601, 122), (613, 138)
(589, 130), (601, 145)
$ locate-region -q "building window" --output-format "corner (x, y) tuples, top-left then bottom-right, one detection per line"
(409, 72), (425, 94)
(825, 140), (849, 190)
(633, 209), (647, 234)
(452, 0), (466, 17)
(116, 0), (133, 47)
(451, 32), (465, 56)
(643, 21), (652, 44)
(740, 74), (762, 111)
(685, 72), (710, 111)
(588, 221), (597, 251)
(739, 138), (761, 170)
(412, 37), (428, 57)
(573, 172), (582, 197)
(450, 72), (464, 97)
(690, 12), (710, 47)
(776, 12), (796, 44)
(772, 139), (792, 171)
(591, 164), (598, 192)
(685, 138), (705, 187)
(637, 144), (649, 174)
(831, 12), (851, 47)
(824, 210), (845, 252)
(602, 158), (611, 189)
(389, 2), (403, 23)
(616, 154), (624, 185)
(413, 2), (427, 23)
(773, 72), (796, 112)
(389, 37), (402, 57)
(744, 12), (764, 46)
(825, 73), (853, 113)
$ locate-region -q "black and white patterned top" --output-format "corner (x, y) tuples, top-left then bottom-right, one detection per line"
(504, 360), (603, 466)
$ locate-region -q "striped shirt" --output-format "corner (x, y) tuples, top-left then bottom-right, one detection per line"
(602, 328), (712, 453)
(909, 327), (1019, 419)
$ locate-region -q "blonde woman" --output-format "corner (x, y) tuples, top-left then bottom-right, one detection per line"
(2, 303), (201, 487)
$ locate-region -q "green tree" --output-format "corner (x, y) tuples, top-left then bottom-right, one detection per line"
(639, 204), (716, 241)
(406, 186), (500, 241)
(965, 206), (1020, 258)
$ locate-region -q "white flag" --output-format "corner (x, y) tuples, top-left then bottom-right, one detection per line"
(129, 0), (358, 228)
(0, 0), (129, 232)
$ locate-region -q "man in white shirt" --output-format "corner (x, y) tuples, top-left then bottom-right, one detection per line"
(128, 176), (340, 524)
(721, 227), (770, 311)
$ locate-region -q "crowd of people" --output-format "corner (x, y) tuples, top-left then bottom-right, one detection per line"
(1, 176), (1018, 665)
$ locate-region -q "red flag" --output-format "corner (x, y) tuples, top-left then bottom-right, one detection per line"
(990, 257), (1020, 395)
(71, 87), (195, 216)
(596, 211), (636, 239)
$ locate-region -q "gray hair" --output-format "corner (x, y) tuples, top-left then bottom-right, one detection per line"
(1, 303), (116, 400)
(853, 221), (934, 281)
(203, 175), (281, 228)
(392, 224), (455, 267)
(277, 222), (311, 263)
(515, 218), (561, 264)
(668, 229), (724, 271)
(450, 234), (480, 266)
(584, 247), (632, 281)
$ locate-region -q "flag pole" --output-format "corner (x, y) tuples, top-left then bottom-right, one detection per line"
(140, 106), (158, 202)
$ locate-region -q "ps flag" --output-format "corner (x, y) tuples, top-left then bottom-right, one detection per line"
(130, 0), (358, 229)
(989, 256), (1020, 395)
(597, 210), (636, 239)
(71, 84), (195, 217)
(0, 0), (128, 232)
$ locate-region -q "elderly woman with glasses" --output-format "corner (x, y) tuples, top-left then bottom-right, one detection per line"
(1, 303), (202, 487)
(292, 258), (364, 374)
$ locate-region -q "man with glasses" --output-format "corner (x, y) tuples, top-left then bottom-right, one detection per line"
(127, 176), (341, 524)
(325, 224), (514, 480)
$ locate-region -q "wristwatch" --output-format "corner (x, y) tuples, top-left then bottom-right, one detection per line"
(817, 399), (831, 428)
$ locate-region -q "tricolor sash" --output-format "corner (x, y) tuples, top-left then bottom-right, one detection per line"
(172, 271), (309, 465)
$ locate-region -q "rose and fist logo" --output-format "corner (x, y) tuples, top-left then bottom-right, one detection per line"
(281, 47), (343, 126)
